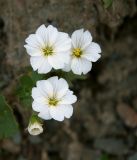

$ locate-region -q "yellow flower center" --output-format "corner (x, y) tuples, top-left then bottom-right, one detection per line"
(43, 46), (53, 56)
(48, 98), (58, 106)
(73, 48), (82, 58)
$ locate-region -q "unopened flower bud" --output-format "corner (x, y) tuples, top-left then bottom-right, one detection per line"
(28, 114), (43, 136)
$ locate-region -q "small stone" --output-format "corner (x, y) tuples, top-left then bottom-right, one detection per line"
(17, 156), (27, 160)
(100, 110), (116, 125)
(29, 135), (42, 144)
(66, 142), (101, 160)
(41, 149), (49, 160)
(2, 139), (20, 154)
(128, 153), (137, 160)
(94, 138), (129, 155)
(12, 132), (22, 144)
(67, 142), (83, 160)
(117, 103), (137, 128)
(81, 149), (101, 160)
(133, 98), (137, 110)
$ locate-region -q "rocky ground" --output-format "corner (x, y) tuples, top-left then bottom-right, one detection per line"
(0, 0), (137, 160)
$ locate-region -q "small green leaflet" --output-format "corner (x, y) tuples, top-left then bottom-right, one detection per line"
(17, 75), (33, 108)
(62, 71), (87, 87)
(17, 71), (45, 108)
(102, 0), (113, 8)
(0, 95), (18, 139)
(100, 154), (109, 160)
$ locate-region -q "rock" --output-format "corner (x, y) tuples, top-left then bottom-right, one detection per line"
(29, 135), (42, 144)
(0, 50), (6, 63)
(133, 98), (137, 110)
(17, 156), (27, 160)
(94, 138), (129, 155)
(117, 103), (137, 128)
(0, 17), (4, 29)
(67, 142), (83, 160)
(2, 139), (21, 154)
(128, 153), (137, 160)
(66, 142), (101, 160)
(81, 149), (101, 160)
(41, 149), (49, 160)
(99, 107), (116, 125)
(83, 115), (101, 138)
(12, 132), (22, 144)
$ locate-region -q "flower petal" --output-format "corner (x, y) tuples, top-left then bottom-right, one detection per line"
(30, 56), (45, 71)
(31, 88), (46, 104)
(47, 77), (69, 98)
(54, 32), (71, 52)
(47, 76), (58, 88)
(24, 45), (42, 56)
(48, 54), (64, 69)
(25, 34), (41, 48)
(71, 29), (92, 49)
(55, 51), (70, 64)
(56, 78), (69, 98)
(32, 101), (48, 112)
(81, 30), (92, 49)
(38, 58), (52, 74)
(62, 105), (73, 118)
(35, 24), (48, 46)
(38, 109), (52, 120)
(32, 87), (43, 99)
(49, 106), (64, 121)
(62, 63), (71, 72)
(83, 42), (101, 62)
(71, 29), (84, 48)
(71, 58), (81, 75)
(36, 80), (53, 98)
(32, 97), (46, 105)
(60, 90), (77, 104)
(71, 58), (92, 75)
(47, 25), (58, 44)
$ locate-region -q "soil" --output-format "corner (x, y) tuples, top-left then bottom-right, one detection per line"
(0, 0), (137, 160)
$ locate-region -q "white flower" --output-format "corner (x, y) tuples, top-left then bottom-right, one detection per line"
(31, 76), (77, 121)
(28, 121), (43, 136)
(24, 25), (71, 74)
(63, 29), (101, 75)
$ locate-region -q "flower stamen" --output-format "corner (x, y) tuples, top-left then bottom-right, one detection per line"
(48, 98), (58, 106)
(73, 48), (82, 58)
(43, 46), (53, 56)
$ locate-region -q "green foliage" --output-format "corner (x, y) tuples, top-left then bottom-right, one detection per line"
(30, 71), (45, 83)
(0, 95), (18, 139)
(20, 75), (34, 88)
(17, 71), (45, 108)
(17, 75), (33, 108)
(99, 154), (109, 160)
(102, 0), (113, 8)
(29, 112), (43, 124)
(61, 71), (87, 87)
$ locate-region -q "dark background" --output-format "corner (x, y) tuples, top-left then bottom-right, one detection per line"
(0, 0), (137, 160)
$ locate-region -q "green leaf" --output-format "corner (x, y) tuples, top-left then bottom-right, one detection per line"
(63, 71), (87, 87)
(102, 0), (113, 8)
(30, 71), (45, 83)
(99, 154), (109, 160)
(20, 75), (34, 89)
(0, 95), (18, 139)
